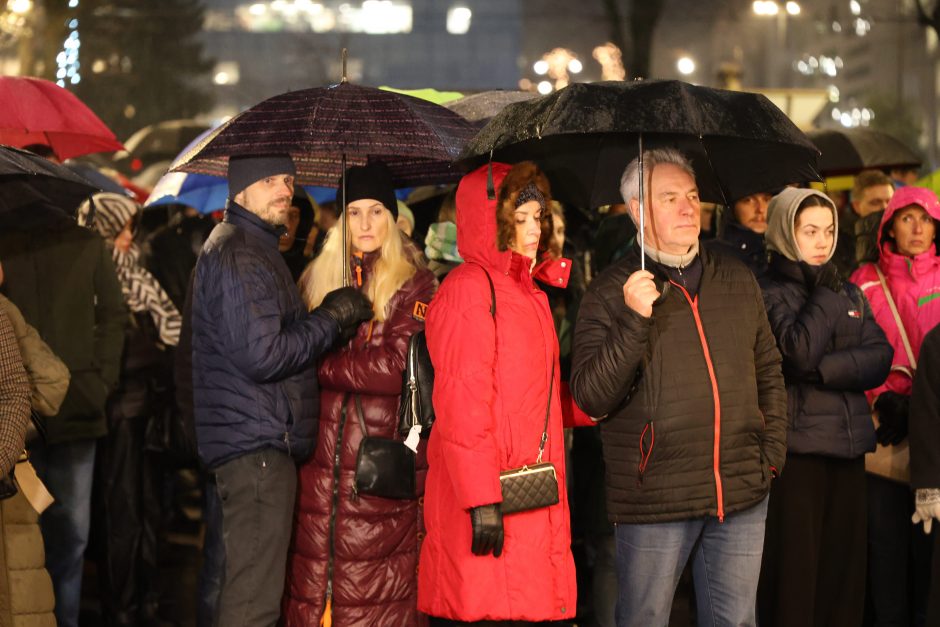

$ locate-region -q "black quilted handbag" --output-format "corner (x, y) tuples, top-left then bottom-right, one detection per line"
(498, 364), (559, 515)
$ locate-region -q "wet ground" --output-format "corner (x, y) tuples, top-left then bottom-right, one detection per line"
(75, 478), (694, 627)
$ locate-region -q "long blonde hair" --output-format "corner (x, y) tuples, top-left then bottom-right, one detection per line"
(299, 210), (421, 322)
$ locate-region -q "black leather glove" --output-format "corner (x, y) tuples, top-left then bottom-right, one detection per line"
(317, 287), (374, 343)
(875, 391), (910, 446)
(801, 262), (842, 293)
(814, 262), (843, 293)
(470, 504), (504, 558)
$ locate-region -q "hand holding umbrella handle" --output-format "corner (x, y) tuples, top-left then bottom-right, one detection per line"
(623, 270), (660, 318)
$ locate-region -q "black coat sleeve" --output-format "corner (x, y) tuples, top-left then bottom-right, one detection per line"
(910, 325), (940, 490)
(570, 272), (650, 418)
(750, 279), (788, 474)
(218, 250), (338, 383)
(816, 287), (893, 392)
(761, 283), (841, 381)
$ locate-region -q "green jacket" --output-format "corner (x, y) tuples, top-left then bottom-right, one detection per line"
(0, 220), (126, 443)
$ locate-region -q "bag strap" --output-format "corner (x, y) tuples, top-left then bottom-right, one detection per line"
(353, 394), (368, 437)
(469, 262), (496, 317)
(469, 262), (554, 463)
(873, 264), (917, 370)
(536, 363), (555, 464)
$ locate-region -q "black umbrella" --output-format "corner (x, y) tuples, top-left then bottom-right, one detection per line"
(445, 90), (537, 127)
(461, 80), (821, 209)
(807, 128), (921, 176)
(0, 144), (99, 214)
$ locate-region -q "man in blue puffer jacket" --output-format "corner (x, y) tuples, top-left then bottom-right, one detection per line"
(191, 153), (373, 627)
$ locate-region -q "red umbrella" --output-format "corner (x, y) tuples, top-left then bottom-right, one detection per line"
(0, 76), (124, 160)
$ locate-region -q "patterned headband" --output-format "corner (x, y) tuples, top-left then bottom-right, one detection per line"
(515, 182), (546, 210)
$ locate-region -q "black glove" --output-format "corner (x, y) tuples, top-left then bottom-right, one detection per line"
(875, 391), (910, 446)
(470, 504), (504, 558)
(801, 262), (842, 293)
(318, 287), (374, 343)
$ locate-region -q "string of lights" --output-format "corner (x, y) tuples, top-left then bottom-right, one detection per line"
(55, 0), (80, 87)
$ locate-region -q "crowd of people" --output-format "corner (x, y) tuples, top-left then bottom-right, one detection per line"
(0, 133), (938, 627)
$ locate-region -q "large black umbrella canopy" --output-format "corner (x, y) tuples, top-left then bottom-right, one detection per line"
(0, 144), (99, 214)
(807, 128), (921, 176)
(171, 82), (478, 187)
(445, 90), (537, 127)
(461, 80), (822, 208)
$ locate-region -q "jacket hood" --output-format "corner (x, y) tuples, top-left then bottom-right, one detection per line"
(765, 187), (837, 264)
(877, 185), (940, 255)
(456, 162), (513, 273)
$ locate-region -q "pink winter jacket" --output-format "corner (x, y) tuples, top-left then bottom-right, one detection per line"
(850, 186), (940, 401)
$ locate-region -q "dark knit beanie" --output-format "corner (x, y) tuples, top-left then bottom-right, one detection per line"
(228, 154), (296, 199)
(341, 162), (398, 220)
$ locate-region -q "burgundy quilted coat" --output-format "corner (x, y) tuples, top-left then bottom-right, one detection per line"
(417, 163), (578, 622)
(284, 250), (436, 626)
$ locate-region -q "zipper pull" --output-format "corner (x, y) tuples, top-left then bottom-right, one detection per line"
(320, 584), (333, 627)
(350, 483), (359, 502)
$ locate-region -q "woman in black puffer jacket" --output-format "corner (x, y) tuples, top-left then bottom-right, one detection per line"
(756, 187), (893, 627)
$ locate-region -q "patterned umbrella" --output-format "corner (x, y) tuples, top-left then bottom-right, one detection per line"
(171, 82), (477, 187)
(0, 77), (124, 160)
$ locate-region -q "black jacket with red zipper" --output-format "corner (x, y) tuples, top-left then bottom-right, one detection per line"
(571, 244), (787, 524)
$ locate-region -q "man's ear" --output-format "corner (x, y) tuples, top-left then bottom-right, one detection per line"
(851, 198), (862, 217)
(628, 197), (641, 225)
(234, 190), (245, 207)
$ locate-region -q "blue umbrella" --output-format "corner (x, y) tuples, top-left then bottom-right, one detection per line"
(145, 127), (337, 213)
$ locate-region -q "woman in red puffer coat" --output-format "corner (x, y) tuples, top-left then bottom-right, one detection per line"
(283, 163), (436, 627)
(419, 161), (586, 625)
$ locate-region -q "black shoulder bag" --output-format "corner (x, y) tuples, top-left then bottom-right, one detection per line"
(353, 394), (416, 500)
(397, 264), (496, 438)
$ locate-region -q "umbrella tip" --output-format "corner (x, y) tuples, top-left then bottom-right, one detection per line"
(341, 48), (348, 83)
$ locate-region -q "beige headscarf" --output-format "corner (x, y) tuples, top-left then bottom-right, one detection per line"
(765, 187), (838, 264)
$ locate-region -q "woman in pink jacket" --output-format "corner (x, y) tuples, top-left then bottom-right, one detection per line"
(419, 161), (588, 625)
(850, 185), (940, 625)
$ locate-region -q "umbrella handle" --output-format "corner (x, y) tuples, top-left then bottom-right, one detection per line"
(342, 153), (349, 287)
(638, 134), (645, 272)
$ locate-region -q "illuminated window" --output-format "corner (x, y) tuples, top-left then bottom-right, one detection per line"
(232, 0), (412, 34)
(447, 6), (471, 34)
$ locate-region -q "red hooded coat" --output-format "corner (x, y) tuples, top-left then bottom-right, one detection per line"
(417, 163), (577, 622)
(284, 250), (437, 626)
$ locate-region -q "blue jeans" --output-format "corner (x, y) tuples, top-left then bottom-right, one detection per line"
(30, 438), (98, 627)
(614, 496), (769, 627)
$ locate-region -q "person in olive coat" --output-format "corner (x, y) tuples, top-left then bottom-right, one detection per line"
(0, 204), (126, 627)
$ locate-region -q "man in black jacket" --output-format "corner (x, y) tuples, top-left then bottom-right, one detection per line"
(191, 154), (372, 626)
(571, 148), (787, 627)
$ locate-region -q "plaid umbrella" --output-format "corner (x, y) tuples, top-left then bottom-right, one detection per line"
(171, 82), (477, 187)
